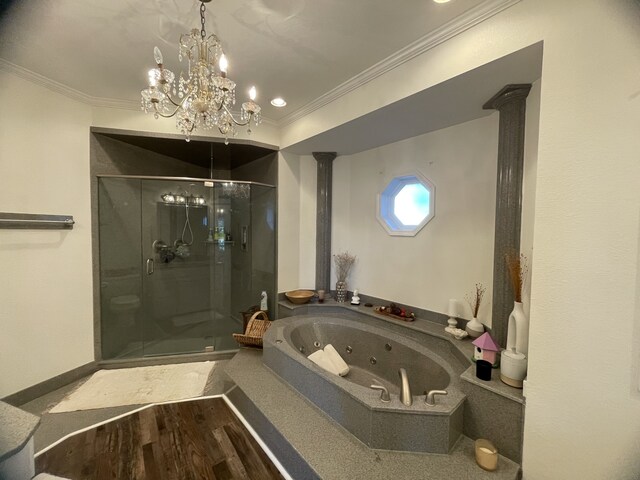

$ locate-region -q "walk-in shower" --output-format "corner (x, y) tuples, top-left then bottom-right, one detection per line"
(97, 175), (275, 360)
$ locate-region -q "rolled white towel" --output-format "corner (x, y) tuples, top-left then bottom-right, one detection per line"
(324, 344), (350, 377)
(308, 350), (341, 376)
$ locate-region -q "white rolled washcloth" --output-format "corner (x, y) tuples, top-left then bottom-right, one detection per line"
(307, 344), (350, 377)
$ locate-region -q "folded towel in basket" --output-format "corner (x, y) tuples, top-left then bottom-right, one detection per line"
(307, 344), (350, 376)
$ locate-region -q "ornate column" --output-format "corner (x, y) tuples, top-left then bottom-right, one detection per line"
(313, 152), (337, 291)
(483, 84), (531, 346)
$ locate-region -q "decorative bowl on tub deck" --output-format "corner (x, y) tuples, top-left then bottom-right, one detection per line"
(285, 289), (315, 304)
(263, 313), (467, 454)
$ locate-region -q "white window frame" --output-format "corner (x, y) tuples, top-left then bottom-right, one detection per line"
(376, 172), (436, 237)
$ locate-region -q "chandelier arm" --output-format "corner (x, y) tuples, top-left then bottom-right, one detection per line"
(152, 98), (187, 118)
(165, 94), (184, 108)
(222, 105), (251, 126)
(153, 109), (181, 119)
(162, 85), (191, 111)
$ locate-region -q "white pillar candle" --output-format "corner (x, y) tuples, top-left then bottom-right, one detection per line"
(448, 299), (457, 317)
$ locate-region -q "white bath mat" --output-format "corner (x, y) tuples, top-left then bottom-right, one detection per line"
(49, 361), (215, 413)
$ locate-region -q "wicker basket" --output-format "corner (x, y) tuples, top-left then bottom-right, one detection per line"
(232, 310), (271, 348)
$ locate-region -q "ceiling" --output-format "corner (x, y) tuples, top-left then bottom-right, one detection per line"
(284, 42), (543, 155)
(0, 0), (489, 122)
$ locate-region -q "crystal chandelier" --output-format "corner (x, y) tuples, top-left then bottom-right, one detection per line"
(141, 0), (261, 142)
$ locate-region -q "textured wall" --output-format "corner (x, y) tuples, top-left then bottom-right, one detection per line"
(331, 115), (499, 323)
(276, 152), (302, 292)
(280, 1), (640, 478)
(0, 71), (94, 397)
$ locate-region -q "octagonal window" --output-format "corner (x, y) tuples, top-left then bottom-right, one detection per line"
(377, 173), (435, 236)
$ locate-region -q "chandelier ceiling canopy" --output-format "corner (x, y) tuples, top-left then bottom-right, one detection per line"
(141, 0), (261, 142)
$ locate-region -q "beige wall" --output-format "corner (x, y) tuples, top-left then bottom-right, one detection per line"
(299, 80), (540, 326)
(0, 67), (281, 397)
(1, 1), (640, 478)
(519, 79), (541, 316)
(330, 114), (500, 323)
(276, 152), (301, 292)
(280, 1), (640, 478)
(276, 152), (318, 292)
(0, 71), (94, 397)
(297, 155), (317, 289)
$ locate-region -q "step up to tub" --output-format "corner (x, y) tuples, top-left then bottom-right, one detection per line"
(225, 349), (521, 480)
(0, 401), (40, 480)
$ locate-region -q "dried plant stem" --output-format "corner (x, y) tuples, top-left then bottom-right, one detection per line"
(333, 252), (356, 282)
(466, 283), (486, 318)
(505, 251), (529, 303)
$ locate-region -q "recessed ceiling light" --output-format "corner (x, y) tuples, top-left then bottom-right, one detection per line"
(433, 0), (451, 3)
(271, 97), (287, 107)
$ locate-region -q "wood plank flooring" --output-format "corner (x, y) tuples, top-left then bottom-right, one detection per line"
(35, 398), (285, 480)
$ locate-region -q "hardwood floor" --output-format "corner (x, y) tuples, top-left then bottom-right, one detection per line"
(35, 397), (285, 480)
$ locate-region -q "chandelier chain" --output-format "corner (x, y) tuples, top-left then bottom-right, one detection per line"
(200, 2), (206, 39)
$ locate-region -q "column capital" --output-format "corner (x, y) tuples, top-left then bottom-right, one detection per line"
(483, 84), (532, 111)
(312, 152), (337, 163)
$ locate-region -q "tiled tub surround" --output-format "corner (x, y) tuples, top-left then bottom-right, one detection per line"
(263, 314), (466, 453)
(275, 300), (525, 462)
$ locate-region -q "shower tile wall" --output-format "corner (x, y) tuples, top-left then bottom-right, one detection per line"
(140, 180), (230, 356)
(90, 129), (278, 360)
(98, 177), (276, 359)
(98, 178), (142, 359)
(250, 185), (277, 318)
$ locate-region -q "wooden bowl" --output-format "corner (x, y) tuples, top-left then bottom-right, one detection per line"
(285, 289), (315, 305)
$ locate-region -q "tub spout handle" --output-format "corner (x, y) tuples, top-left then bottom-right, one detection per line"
(398, 368), (412, 406)
(425, 390), (448, 406)
(370, 384), (390, 403)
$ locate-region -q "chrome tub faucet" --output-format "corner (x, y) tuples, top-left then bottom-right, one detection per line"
(370, 383), (391, 402)
(425, 390), (448, 406)
(398, 368), (412, 406)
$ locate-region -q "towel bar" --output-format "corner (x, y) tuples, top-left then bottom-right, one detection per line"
(0, 212), (75, 230)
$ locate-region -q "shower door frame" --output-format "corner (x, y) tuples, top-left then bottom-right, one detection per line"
(93, 174), (277, 364)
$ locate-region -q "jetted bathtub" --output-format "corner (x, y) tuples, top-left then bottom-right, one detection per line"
(262, 314), (467, 453)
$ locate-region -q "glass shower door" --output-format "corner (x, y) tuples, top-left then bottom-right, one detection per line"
(98, 176), (276, 360)
(98, 177), (143, 359)
(140, 179), (223, 356)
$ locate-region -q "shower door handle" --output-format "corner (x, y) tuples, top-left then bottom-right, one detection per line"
(146, 258), (154, 275)
(241, 226), (248, 252)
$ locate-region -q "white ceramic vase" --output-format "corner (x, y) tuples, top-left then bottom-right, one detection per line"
(506, 301), (529, 355)
(465, 317), (484, 338)
(500, 349), (527, 388)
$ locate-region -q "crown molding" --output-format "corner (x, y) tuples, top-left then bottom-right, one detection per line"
(1, 0), (518, 129)
(278, 0), (522, 127)
(0, 57), (278, 126)
(0, 58), (141, 110)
